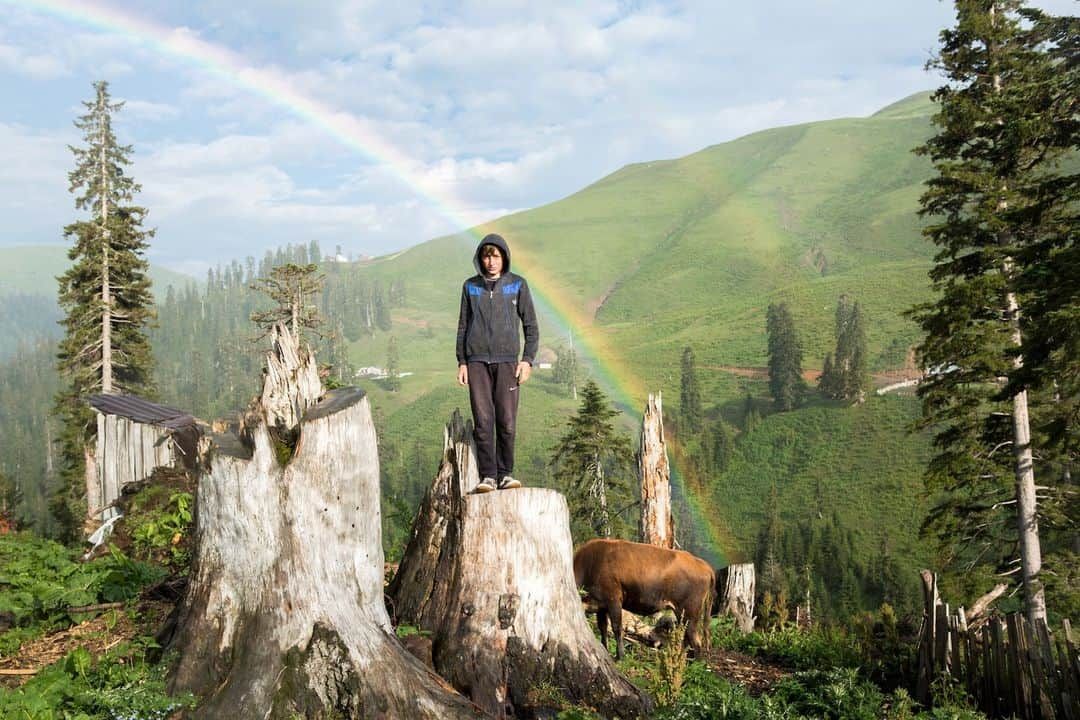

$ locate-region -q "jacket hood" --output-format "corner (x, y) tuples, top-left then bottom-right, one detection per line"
(473, 233), (511, 275)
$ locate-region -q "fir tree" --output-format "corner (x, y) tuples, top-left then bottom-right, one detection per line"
(553, 342), (579, 399)
(551, 380), (634, 540)
(766, 302), (805, 411)
(679, 346), (703, 433)
(250, 262), (325, 343)
(54, 81), (156, 542)
(710, 418), (733, 473)
(742, 391), (761, 433)
(910, 0), (1075, 623)
(384, 336), (401, 391)
(822, 296), (870, 402)
(373, 280), (392, 332)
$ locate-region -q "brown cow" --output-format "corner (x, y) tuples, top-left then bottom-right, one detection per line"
(573, 538), (715, 660)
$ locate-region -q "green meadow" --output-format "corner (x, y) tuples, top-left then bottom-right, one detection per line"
(336, 92), (941, 573)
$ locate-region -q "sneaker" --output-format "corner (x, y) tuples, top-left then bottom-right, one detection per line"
(498, 476), (522, 490)
(474, 478), (496, 494)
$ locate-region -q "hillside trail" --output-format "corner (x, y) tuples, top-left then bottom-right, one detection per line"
(702, 646), (789, 695)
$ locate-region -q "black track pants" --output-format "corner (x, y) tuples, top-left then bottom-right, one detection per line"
(467, 361), (519, 480)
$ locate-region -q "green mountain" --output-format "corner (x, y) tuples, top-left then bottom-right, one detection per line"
(342, 91), (940, 606)
(0, 245), (194, 298)
(0, 245), (196, 360)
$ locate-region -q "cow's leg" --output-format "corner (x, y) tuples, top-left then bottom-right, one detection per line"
(610, 604), (625, 660)
(597, 608), (609, 652)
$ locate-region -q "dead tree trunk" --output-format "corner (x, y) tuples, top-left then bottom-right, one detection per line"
(392, 413), (651, 719)
(638, 391), (673, 548)
(387, 409), (478, 624)
(720, 562), (756, 633)
(168, 325), (479, 719)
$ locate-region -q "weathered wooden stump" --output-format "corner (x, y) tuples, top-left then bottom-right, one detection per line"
(638, 391), (673, 548)
(388, 409), (478, 625)
(167, 325), (481, 719)
(719, 562), (756, 633)
(392, 412), (651, 719)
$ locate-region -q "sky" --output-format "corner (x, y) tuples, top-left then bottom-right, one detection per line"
(0, 0), (1074, 277)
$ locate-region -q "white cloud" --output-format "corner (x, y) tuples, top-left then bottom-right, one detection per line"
(9, 0), (1058, 269)
(120, 99), (179, 121)
(0, 43), (68, 79)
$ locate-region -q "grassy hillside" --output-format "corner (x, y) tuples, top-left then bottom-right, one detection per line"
(0, 245), (193, 299)
(335, 92), (940, 574)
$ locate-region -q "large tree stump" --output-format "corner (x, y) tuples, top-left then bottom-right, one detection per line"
(719, 562), (756, 633)
(388, 409), (478, 624)
(167, 326), (480, 719)
(638, 391), (673, 548)
(392, 413), (651, 719)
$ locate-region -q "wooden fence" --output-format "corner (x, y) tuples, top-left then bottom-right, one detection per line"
(916, 571), (1080, 720)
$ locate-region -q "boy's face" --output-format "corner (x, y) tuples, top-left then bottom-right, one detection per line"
(481, 246), (503, 277)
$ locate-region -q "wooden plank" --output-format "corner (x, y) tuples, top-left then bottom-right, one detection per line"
(949, 612), (962, 680)
(1062, 620), (1080, 720)
(116, 417), (130, 501)
(916, 571), (936, 704)
(1056, 631), (1079, 720)
(156, 426), (173, 469)
(984, 623), (997, 717)
(1023, 616), (1054, 720)
(104, 413), (120, 514)
(89, 412), (105, 518)
(1006, 614), (1031, 719)
(936, 602), (951, 674)
(992, 619), (1008, 718)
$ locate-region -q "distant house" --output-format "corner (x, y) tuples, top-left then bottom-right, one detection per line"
(534, 347), (557, 370)
(87, 394), (201, 524)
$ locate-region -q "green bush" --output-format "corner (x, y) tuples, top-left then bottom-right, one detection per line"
(130, 491), (194, 568)
(712, 618), (862, 671)
(0, 640), (195, 719)
(0, 534), (164, 654)
(653, 662), (767, 720)
(771, 668), (885, 720)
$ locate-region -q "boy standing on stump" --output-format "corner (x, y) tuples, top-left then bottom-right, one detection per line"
(456, 234), (539, 493)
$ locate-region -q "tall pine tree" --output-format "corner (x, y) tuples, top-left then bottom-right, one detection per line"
(679, 346), (703, 433)
(820, 295), (869, 402)
(551, 380), (634, 540)
(54, 81), (155, 541)
(250, 262), (326, 343)
(766, 302), (805, 411)
(912, 0), (1075, 623)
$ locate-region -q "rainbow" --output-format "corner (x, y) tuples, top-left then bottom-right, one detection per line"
(11, 0), (730, 564)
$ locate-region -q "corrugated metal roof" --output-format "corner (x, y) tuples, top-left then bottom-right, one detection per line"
(88, 394), (196, 430)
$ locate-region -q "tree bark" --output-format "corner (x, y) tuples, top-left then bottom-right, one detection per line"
(638, 392), (673, 548)
(168, 327), (480, 719)
(393, 418), (651, 718)
(719, 562), (756, 633)
(388, 409), (478, 625)
(991, 3), (1045, 625)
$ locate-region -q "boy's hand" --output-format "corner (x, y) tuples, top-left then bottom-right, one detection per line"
(457, 364), (468, 386)
(515, 361), (532, 384)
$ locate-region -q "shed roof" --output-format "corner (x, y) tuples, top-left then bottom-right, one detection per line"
(88, 394), (196, 430)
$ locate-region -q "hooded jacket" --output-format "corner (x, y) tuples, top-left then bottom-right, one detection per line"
(456, 233), (539, 366)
